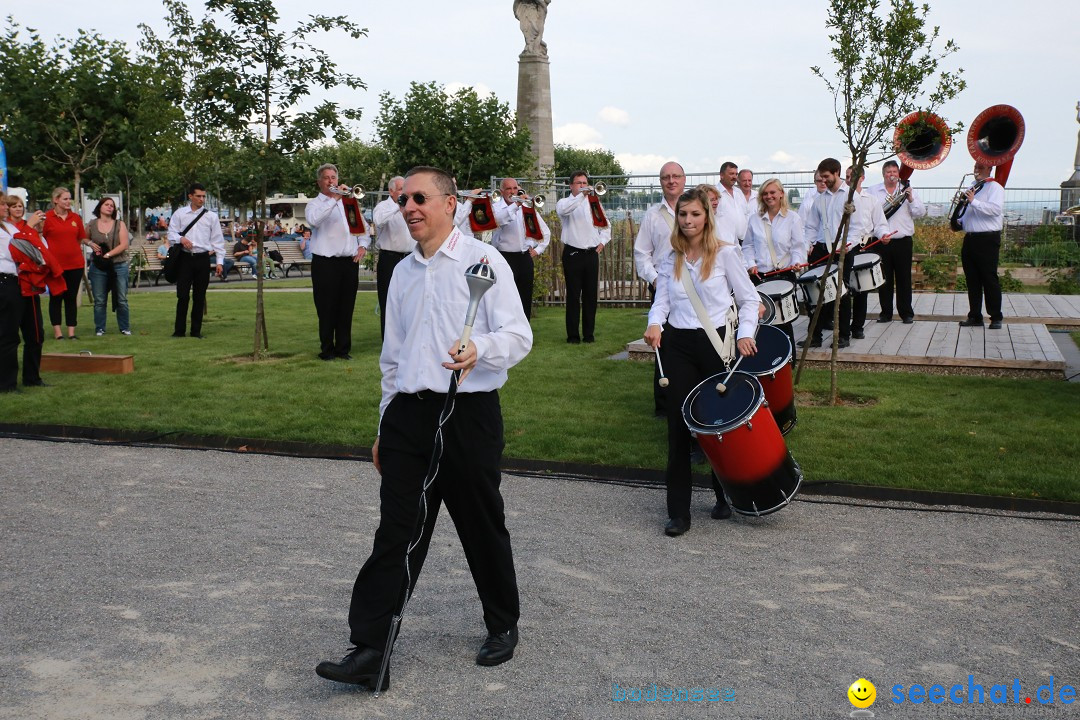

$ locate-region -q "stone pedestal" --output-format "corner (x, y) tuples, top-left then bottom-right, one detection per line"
(516, 55), (554, 180)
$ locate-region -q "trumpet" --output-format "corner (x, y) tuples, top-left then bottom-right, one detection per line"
(457, 190), (500, 202)
(509, 193), (545, 209)
(328, 184), (364, 199)
(583, 182), (607, 197)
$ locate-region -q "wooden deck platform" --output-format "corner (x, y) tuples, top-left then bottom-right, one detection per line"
(626, 292), (1075, 380)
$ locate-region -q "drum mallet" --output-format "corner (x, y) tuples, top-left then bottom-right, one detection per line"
(654, 347), (669, 388)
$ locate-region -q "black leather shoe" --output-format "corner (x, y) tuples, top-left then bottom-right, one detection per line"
(851, 329), (865, 339)
(711, 501), (732, 520)
(335, 353), (353, 360)
(902, 316), (914, 324)
(837, 336), (850, 348)
(958, 319), (983, 328)
(476, 627), (518, 666)
(566, 337), (581, 344)
(171, 332), (185, 338)
(24, 380), (50, 387)
(316, 646), (388, 690)
(988, 320), (1002, 329)
(876, 315), (892, 323)
(664, 517), (690, 536)
(797, 338), (822, 348)
(319, 352), (335, 361)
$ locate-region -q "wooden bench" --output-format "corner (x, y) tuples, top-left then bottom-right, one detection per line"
(266, 239), (311, 278)
(132, 248), (167, 287)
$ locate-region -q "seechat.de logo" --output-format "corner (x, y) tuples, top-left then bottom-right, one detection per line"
(848, 678), (877, 717)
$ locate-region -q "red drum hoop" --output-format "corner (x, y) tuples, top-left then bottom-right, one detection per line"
(682, 371), (803, 516)
(734, 324), (796, 435)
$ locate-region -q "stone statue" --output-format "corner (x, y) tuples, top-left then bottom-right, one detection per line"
(1074, 101), (1080, 171)
(514, 0), (551, 58)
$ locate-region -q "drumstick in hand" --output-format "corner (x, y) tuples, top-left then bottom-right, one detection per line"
(654, 347), (669, 388)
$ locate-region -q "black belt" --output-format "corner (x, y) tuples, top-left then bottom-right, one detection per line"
(0, 272), (17, 282)
(965, 230), (1001, 239)
(378, 249), (409, 258)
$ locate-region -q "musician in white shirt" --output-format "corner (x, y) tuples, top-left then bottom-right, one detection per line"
(555, 171), (611, 343)
(634, 162), (685, 417)
(717, 162), (750, 273)
(492, 177), (550, 319)
(372, 176), (413, 338)
(316, 165), (531, 687)
(866, 160), (927, 323)
(957, 161), (1006, 329)
(307, 163), (370, 360)
(644, 188), (759, 537)
(167, 183), (225, 338)
(801, 158), (849, 348)
(745, 178), (806, 347)
(738, 169), (757, 214)
(845, 166), (895, 339)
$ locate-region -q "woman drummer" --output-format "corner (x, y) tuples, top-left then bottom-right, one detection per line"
(745, 178), (806, 349)
(644, 188), (760, 537)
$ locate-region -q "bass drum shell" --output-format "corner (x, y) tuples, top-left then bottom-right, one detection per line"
(734, 324), (796, 435)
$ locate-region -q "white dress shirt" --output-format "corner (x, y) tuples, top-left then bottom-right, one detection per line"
(803, 182), (850, 251)
(492, 198), (550, 254)
(555, 193), (611, 249)
(799, 187), (822, 224)
(959, 179), (1005, 233)
(647, 244), (760, 340)
(866, 181), (927, 237)
(454, 201), (476, 238)
(716, 187), (749, 244)
(306, 192), (370, 257)
(372, 197), (414, 253)
(741, 190), (758, 216)
(849, 188), (892, 245)
(0, 223), (18, 274)
(379, 228), (533, 424)
(746, 210), (808, 272)
(633, 199), (677, 286)
(167, 204), (226, 264)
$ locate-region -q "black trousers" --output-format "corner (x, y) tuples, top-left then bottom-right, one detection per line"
(311, 254), (359, 356)
(659, 325), (727, 521)
(961, 231), (1003, 323)
(20, 293), (44, 385)
(499, 250), (535, 320)
(49, 267), (84, 328)
(562, 245), (598, 342)
(848, 246), (869, 334)
(376, 249), (408, 339)
(347, 391), (518, 649)
(876, 235), (913, 320)
(174, 251), (211, 336)
(0, 275), (22, 392)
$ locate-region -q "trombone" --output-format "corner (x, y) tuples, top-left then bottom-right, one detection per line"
(328, 184), (365, 199)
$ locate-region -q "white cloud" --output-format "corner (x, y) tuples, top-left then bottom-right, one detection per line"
(614, 153), (679, 176)
(598, 106), (630, 127)
(444, 82), (494, 98)
(553, 123), (604, 149)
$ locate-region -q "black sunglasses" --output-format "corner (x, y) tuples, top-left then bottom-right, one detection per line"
(397, 192), (451, 208)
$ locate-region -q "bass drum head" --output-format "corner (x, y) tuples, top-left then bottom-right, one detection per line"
(683, 371), (763, 436)
(735, 324), (792, 376)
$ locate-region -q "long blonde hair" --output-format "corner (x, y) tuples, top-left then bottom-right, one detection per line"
(670, 188), (725, 282)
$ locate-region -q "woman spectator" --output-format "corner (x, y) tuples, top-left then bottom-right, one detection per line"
(4, 195), (64, 387)
(86, 197), (131, 336)
(644, 188), (759, 537)
(41, 187), (88, 340)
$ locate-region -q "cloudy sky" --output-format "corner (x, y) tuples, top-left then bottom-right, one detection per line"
(11, 1), (1080, 188)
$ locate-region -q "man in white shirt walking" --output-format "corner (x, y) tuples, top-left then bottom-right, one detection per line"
(372, 176), (413, 338)
(315, 165), (532, 690)
(556, 171), (611, 343)
(167, 183), (225, 338)
(306, 163), (370, 360)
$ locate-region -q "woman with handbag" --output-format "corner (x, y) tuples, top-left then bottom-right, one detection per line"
(41, 187), (88, 340)
(86, 197), (131, 336)
(643, 188), (760, 537)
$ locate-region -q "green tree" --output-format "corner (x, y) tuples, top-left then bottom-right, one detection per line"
(375, 81), (533, 189)
(143, 0), (369, 359)
(552, 144), (627, 185)
(801, 0), (965, 403)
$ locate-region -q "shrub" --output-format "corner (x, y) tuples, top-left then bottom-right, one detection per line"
(920, 254), (958, 292)
(1047, 267), (1080, 295)
(1000, 269), (1023, 292)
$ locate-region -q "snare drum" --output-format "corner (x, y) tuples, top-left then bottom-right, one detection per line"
(683, 371), (803, 516)
(797, 265), (846, 307)
(849, 253), (885, 292)
(757, 280), (800, 325)
(735, 324), (796, 435)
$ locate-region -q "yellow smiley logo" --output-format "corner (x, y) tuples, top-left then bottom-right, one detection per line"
(848, 678), (876, 708)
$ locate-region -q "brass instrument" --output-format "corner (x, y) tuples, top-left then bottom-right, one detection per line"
(885, 111), (952, 220)
(328, 184), (364, 199)
(583, 182), (607, 196)
(457, 190), (500, 202)
(509, 193), (545, 209)
(948, 105), (1025, 232)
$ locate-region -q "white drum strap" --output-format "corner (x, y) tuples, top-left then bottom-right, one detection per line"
(763, 218), (780, 270)
(660, 205), (675, 233)
(680, 264), (735, 365)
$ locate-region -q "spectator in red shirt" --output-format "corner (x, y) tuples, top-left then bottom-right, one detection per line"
(41, 187), (88, 340)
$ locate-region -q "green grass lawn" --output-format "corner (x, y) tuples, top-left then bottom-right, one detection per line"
(3, 289), (1079, 502)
